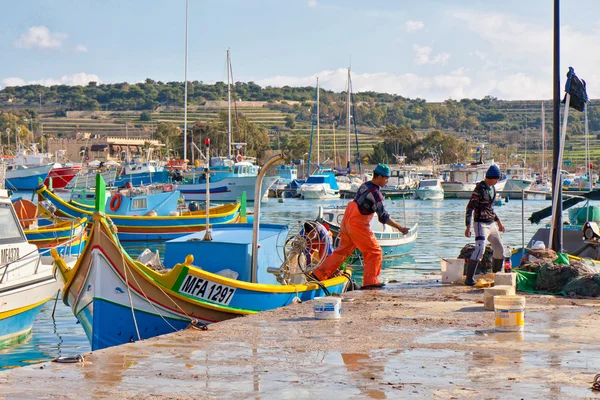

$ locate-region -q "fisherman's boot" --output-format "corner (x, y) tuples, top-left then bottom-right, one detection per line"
(464, 259), (478, 286)
(492, 258), (503, 273)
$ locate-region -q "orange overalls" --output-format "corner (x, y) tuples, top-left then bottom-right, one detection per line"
(313, 201), (382, 286)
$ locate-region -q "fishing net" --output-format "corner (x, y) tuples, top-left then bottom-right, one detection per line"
(535, 260), (597, 293)
(458, 244), (493, 274)
(518, 254), (599, 296)
(563, 274), (600, 297)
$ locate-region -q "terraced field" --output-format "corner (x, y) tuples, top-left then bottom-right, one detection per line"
(39, 106), (384, 154)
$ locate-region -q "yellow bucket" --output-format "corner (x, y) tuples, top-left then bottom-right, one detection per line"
(494, 295), (526, 332)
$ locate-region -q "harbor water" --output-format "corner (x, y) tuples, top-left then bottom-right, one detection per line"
(1, 195), (556, 369)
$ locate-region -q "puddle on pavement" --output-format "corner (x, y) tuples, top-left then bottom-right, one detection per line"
(75, 340), (600, 400)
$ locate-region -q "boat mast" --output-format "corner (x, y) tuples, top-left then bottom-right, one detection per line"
(316, 77), (320, 167)
(183, 0), (189, 164)
(541, 102), (545, 182)
(332, 122), (337, 167)
(346, 67), (351, 169)
(227, 50), (232, 159)
(551, 0), (562, 251)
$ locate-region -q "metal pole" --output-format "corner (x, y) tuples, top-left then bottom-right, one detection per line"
(251, 154), (284, 282)
(316, 77), (320, 167)
(551, 0), (562, 252)
(203, 145), (212, 241)
(227, 50), (232, 159)
(522, 189), (525, 251)
(585, 104), (590, 189)
(183, 0), (189, 164)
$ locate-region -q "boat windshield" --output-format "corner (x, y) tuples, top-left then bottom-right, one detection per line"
(419, 180), (439, 188)
(0, 204), (25, 243)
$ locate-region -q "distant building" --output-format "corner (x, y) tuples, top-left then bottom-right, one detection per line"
(47, 133), (164, 163)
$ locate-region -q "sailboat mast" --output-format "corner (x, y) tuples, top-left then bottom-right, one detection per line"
(541, 102), (546, 182)
(317, 77), (320, 166)
(524, 116), (527, 176)
(183, 0), (189, 164)
(332, 122), (337, 167)
(346, 67), (351, 168)
(227, 50), (232, 159)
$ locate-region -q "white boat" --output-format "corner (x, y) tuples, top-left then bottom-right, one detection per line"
(387, 167), (419, 190)
(177, 159), (277, 202)
(440, 165), (481, 192)
(503, 165), (534, 192)
(300, 170), (340, 200)
(415, 179), (444, 200)
(0, 188), (76, 345)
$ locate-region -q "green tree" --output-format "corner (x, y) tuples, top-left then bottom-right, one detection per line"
(155, 122), (181, 157)
(284, 115), (295, 129)
(367, 143), (387, 164)
(140, 111), (153, 122)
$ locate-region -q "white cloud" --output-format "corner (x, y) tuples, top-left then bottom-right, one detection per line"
(452, 10), (600, 98)
(1, 73), (101, 89)
(413, 45), (431, 65)
(404, 20), (424, 32)
(73, 44), (88, 53)
(307, 0), (317, 8)
(255, 68), (472, 102)
(2, 77), (26, 87)
(471, 51), (487, 60)
(412, 45), (450, 66)
(14, 26), (68, 50)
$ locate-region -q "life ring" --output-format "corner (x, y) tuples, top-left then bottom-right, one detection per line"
(109, 193), (123, 212)
(235, 154), (243, 163)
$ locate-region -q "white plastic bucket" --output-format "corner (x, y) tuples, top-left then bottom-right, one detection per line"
(313, 296), (341, 320)
(440, 258), (465, 284)
(494, 295), (526, 332)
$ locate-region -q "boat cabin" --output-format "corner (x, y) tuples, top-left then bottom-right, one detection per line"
(163, 224), (288, 284)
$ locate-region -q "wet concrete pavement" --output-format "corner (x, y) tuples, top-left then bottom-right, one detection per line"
(1, 276), (600, 399)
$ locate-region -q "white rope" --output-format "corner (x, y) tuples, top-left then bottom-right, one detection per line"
(99, 227), (204, 333)
(117, 236), (141, 342)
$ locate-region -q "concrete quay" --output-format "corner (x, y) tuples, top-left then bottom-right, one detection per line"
(1, 277), (600, 399)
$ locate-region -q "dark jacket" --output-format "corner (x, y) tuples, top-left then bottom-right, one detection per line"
(465, 180), (498, 226)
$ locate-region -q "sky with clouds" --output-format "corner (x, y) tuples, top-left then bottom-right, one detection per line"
(1, 0), (599, 101)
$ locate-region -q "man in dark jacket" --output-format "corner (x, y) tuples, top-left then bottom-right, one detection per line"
(464, 164), (505, 286)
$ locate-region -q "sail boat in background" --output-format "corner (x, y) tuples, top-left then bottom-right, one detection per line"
(532, 102), (552, 193)
(300, 77), (340, 200)
(334, 67), (363, 192)
(176, 50), (277, 202)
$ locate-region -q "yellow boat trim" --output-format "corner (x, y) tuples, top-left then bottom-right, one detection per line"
(55, 215), (351, 316)
(0, 297), (52, 320)
(23, 217), (87, 234)
(38, 186), (239, 220)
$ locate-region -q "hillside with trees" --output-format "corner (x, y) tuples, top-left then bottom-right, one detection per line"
(0, 80), (598, 168)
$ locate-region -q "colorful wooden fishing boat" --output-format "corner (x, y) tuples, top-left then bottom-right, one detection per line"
(0, 189), (78, 347)
(67, 183), (179, 215)
(36, 183), (240, 241)
(52, 203), (352, 350)
(5, 164), (53, 191)
(318, 206), (419, 258)
(13, 198), (87, 256)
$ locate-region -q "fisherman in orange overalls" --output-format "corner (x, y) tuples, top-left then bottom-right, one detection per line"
(312, 164), (410, 289)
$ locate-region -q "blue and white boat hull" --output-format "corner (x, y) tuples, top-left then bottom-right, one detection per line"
(6, 164), (53, 191)
(177, 176), (277, 202)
